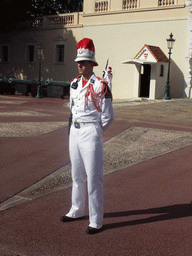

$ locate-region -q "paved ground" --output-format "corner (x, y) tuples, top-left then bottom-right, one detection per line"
(0, 95), (192, 256)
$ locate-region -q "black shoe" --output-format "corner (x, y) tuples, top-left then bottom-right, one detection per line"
(60, 216), (84, 222)
(86, 226), (103, 234)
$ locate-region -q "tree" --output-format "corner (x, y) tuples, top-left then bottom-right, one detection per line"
(0, 0), (83, 31)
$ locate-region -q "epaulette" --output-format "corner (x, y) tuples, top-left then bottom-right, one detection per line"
(71, 75), (81, 89)
(96, 76), (102, 81)
(71, 75), (81, 82)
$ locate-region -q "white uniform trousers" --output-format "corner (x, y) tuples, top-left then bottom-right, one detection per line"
(66, 123), (104, 229)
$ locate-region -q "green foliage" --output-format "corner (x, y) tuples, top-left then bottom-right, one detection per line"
(0, 0), (83, 31)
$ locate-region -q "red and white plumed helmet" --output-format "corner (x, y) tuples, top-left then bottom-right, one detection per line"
(108, 67), (112, 72)
(75, 38), (98, 66)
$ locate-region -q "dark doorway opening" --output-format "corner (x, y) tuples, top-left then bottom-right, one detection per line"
(139, 64), (151, 97)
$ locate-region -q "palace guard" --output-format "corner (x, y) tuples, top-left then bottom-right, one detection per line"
(60, 38), (114, 234)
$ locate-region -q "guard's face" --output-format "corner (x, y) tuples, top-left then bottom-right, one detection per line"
(77, 61), (94, 77)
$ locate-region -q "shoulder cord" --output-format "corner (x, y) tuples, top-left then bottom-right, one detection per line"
(85, 80), (112, 113)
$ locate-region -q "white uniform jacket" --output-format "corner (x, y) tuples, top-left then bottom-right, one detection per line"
(70, 73), (114, 131)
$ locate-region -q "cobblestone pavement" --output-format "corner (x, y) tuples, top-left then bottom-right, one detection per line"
(113, 98), (192, 125)
(1, 96), (192, 211)
(0, 95), (192, 256)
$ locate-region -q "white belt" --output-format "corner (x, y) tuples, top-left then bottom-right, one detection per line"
(73, 121), (98, 129)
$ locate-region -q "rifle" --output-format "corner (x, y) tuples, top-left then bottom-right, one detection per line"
(102, 58), (109, 78)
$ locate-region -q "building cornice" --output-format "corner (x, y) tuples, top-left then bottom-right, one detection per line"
(83, 4), (186, 17)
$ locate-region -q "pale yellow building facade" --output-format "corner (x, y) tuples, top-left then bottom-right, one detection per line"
(0, 0), (189, 99)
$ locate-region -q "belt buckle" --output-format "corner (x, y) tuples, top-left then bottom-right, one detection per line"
(74, 122), (80, 129)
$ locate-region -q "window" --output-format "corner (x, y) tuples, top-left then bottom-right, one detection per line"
(56, 44), (64, 63)
(160, 65), (164, 77)
(2, 46), (8, 62)
(27, 45), (34, 62)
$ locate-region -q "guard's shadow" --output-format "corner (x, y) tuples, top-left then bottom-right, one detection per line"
(103, 203), (192, 231)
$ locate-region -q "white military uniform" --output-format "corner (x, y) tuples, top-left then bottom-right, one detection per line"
(66, 72), (114, 229)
